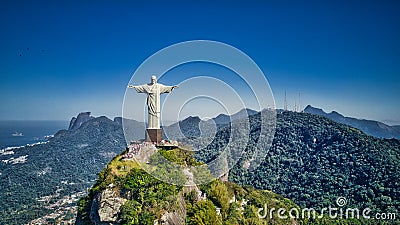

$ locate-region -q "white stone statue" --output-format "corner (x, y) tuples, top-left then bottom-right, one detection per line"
(128, 76), (178, 129)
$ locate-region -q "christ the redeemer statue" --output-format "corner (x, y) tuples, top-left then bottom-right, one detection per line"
(128, 75), (178, 143)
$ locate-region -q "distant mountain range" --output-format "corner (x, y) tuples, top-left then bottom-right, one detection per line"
(162, 108), (258, 141)
(304, 105), (400, 140)
(211, 108), (258, 125)
(393, 125), (400, 133)
(2, 108), (399, 224)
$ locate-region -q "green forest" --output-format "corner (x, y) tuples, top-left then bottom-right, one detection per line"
(77, 147), (358, 225)
(1, 111), (399, 224)
(194, 111), (399, 222)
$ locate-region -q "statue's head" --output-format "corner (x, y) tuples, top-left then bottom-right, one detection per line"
(151, 75), (157, 84)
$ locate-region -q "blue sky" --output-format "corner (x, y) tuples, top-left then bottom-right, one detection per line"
(0, 0), (399, 124)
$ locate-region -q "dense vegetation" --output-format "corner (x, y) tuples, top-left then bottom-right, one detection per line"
(77, 145), (385, 224)
(2, 110), (399, 224)
(193, 111), (400, 223)
(0, 116), (126, 224)
(77, 147), (312, 225)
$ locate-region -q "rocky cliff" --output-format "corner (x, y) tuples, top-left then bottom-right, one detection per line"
(69, 112), (94, 130)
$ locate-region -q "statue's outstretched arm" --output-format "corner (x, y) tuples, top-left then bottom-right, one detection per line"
(159, 84), (179, 94)
(127, 84), (146, 93)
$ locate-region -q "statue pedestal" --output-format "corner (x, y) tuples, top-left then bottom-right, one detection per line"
(146, 128), (162, 143)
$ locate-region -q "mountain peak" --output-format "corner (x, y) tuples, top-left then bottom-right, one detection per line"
(304, 105), (326, 115)
(68, 112), (94, 130)
(181, 116), (201, 123)
(213, 108), (259, 125)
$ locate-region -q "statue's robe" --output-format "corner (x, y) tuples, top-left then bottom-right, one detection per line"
(133, 83), (174, 129)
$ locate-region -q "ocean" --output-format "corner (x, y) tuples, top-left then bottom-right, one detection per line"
(0, 120), (69, 149)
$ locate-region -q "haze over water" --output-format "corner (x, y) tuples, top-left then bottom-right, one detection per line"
(0, 120), (69, 149)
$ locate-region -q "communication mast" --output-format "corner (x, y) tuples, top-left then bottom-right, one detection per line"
(298, 92), (301, 112)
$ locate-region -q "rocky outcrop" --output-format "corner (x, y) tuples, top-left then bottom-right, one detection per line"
(159, 193), (186, 225)
(90, 184), (127, 224)
(69, 112), (94, 130)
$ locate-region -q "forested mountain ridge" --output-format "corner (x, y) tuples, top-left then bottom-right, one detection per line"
(0, 116), (127, 224)
(161, 110), (400, 223)
(1, 110), (399, 224)
(224, 111), (400, 215)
